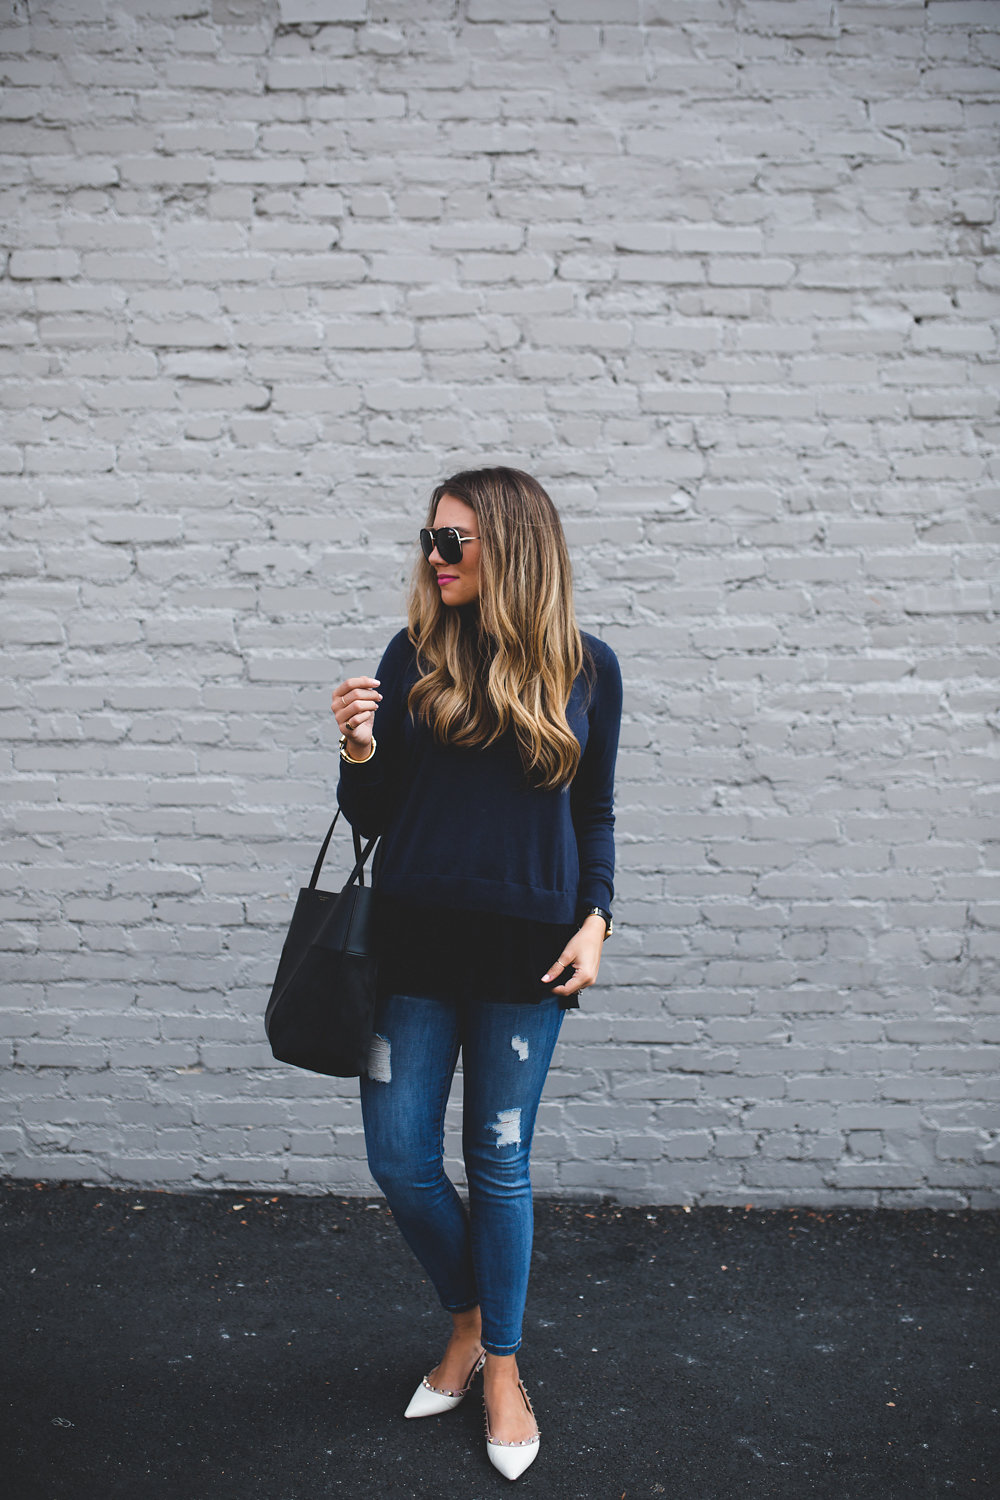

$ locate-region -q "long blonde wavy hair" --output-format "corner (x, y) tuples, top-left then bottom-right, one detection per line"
(407, 467), (586, 790)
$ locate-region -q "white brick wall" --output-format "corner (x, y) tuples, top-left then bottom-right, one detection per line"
(1, 0), (998, 1206)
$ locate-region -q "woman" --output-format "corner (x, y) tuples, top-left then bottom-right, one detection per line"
(331, 467), (621, 1480)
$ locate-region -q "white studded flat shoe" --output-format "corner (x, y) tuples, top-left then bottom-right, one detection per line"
(483, 1379), (540, 1481)
(404, 1348), (486, 1419)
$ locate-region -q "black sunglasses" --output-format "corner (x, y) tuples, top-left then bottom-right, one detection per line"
(419, 527), (480, 565)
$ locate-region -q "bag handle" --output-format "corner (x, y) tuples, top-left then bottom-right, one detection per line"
(308, 809), (379, 891)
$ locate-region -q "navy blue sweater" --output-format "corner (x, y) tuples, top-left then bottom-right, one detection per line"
(337, 628), (622, 927)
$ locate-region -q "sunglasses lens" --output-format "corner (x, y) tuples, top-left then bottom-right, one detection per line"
(437, 528), (462, 564)
(420, 528), (463, 563)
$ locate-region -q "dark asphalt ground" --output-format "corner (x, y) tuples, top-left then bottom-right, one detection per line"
(2, 1183), (998, 1500)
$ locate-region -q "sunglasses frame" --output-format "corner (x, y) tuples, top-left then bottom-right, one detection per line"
(419, 526), (480, 565)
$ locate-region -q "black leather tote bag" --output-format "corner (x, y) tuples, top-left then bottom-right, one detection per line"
(264, 811), (379, 1077)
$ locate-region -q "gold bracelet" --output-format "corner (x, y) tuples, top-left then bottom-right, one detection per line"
(339, 733), (376, 765)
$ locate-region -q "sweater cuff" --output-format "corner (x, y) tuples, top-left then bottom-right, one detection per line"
(338, 746), (382, 779)
(576, 883), (613, 921)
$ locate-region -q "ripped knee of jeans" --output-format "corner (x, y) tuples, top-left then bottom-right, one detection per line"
(487, 1106), (522, 1149)
(366, 1032), (391, 1083)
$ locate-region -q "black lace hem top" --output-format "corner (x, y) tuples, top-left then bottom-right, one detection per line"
(376, 893), (581, 1010)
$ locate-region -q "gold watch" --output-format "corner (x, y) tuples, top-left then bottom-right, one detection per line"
(583, 906), (613, 939)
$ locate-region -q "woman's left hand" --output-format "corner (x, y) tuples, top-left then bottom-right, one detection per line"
(541, 914), (607, 997)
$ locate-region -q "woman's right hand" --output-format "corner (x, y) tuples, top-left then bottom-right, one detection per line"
(332, 675), (382, 760)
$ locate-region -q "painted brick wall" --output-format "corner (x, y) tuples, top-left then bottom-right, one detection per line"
(1, 0), (998, 1207)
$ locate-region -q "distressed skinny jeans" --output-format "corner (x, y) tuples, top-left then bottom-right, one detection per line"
(359, 991), (565, 1357)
